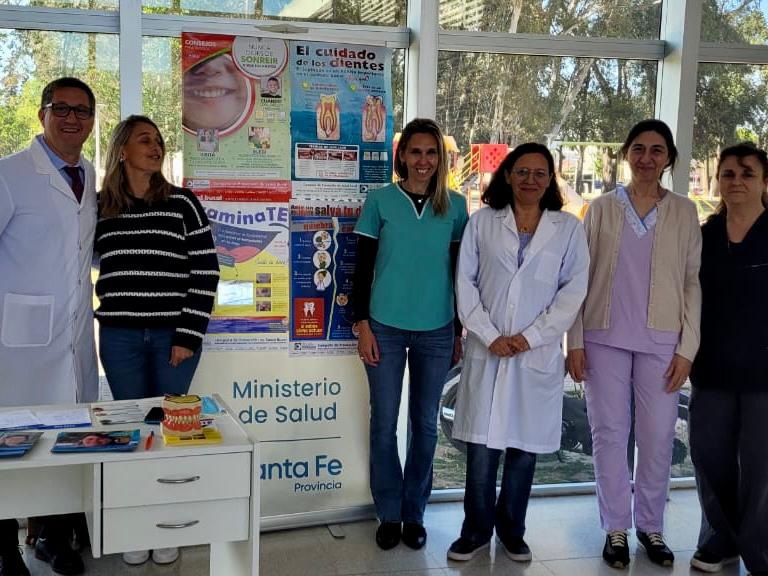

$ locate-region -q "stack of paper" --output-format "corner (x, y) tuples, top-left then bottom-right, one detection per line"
(0, 408), (91, 430)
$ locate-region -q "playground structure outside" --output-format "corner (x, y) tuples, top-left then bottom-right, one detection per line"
(448, 140), (719, 222)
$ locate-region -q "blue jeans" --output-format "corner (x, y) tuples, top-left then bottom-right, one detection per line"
(460, 442), (537, 545)
(99, 325), (202, 400)
(365, 318), (454, 524)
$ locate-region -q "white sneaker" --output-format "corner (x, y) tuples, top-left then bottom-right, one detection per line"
(152, 547), (180, 564)
(122, 550), (150, 565)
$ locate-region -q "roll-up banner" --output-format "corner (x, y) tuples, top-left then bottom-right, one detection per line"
(183, 32), (393, 526)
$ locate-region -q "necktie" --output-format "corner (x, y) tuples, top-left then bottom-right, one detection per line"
(63, 166), (83, 203)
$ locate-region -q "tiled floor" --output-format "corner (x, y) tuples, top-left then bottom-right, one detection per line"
(17, 488), (750, 575)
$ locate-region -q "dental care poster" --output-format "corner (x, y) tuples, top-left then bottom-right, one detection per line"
(182, 33), (292, 201)
(289, 200), (362, 356)
(290, 42), (393, 198)
(203, 201), (290, 350)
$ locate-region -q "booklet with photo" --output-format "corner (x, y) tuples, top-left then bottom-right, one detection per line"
(91, 402), (146, 426)
(51, 430), (140, 453)
(0, 431), (44, 458)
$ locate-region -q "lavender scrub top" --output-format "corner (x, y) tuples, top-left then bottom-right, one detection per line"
(517, 231), (533, 267)
(584, 186), (679, 353)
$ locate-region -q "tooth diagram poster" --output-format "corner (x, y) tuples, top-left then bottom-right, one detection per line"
(290, 42), (393, 198)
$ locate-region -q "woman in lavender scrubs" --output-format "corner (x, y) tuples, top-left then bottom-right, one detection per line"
(566, 119), (702, 569)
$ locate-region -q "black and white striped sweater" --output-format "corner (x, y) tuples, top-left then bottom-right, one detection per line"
(95, 187), (220, 351)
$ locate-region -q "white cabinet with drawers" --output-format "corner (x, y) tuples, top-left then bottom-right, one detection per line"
(0, 394), (260, 576)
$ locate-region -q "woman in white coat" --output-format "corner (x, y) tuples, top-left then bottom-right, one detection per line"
(447, 143), (589, 562)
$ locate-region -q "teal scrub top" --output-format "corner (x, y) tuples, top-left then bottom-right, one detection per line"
(354, 183), (469, 331)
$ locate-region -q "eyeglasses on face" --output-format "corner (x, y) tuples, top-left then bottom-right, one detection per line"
(43, 102), (95, 120)
(511, 168), (550, 182)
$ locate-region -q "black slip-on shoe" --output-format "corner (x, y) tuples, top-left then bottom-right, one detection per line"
(375, 522), (401, 550)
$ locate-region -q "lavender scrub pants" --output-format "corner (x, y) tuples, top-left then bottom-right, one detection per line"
(584, 341), (678, 533)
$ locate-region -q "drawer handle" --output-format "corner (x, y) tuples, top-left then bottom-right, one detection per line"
(156, 520), (200, 529)
(156, 475), (200, 484)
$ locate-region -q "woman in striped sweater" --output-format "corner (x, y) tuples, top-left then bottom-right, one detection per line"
(95, 116), (219, 566)
(95, 115), (219, 406)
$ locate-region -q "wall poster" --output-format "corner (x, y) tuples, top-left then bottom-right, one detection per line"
(182, 32), (394, 524)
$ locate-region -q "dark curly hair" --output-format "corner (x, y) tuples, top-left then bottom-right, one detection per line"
(481, 142), (563, 211)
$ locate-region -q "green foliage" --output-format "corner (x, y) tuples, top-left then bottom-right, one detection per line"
(0, 29), (120, 166)
(437, 0), (660, 157)
(694, 1), (768, 161)
(437, 0), (768, 188)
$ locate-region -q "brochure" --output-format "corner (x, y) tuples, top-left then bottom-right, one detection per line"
(91, 402), (146, 426)
(51, 429), (140, 453)
(0, 408), (91, 430)
(0, 431), (43, 458)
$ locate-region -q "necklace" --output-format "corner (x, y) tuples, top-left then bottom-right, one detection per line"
(400, 181), (427, 206)
(516, 211), (541, 234)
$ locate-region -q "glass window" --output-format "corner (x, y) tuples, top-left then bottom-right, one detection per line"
(142, 36), (183, 184)
(439, 0), (662, 38)
(0, 29), (119, 174)
(431, 52), (658, 489)
(142, 0), (406, 26)
(701, 0), (768, 44)
(0, 1), (116, 7)
(436, 52), (656, 213)
(690, 62), (768, 221)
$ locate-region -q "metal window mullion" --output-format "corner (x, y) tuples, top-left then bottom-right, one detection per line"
(0, 5), (118, 34)
(438, 30), (666, 60)
(655, 0), (702, 195)
(699, 42), (768, 64)
(405, 0), (439, 119)
(119, 0), (143, 118)
(140, 13), (409, 48)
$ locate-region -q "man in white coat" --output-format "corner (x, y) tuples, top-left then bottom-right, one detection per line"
(0, 77), (98, 576)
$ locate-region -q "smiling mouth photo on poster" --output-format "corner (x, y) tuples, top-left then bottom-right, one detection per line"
(183, 50), (254, 135)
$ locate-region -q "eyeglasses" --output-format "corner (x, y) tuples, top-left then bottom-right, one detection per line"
(43, 102), (95, 120)
(511, 168), (550, 182)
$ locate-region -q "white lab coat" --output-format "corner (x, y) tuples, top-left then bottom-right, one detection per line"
(453, 206), (589, 453)
(0, 138), (98, 406)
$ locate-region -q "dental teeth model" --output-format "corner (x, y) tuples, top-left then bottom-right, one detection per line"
(162, 394), (203, 440)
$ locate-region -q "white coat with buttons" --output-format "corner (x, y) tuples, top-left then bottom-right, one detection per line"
(453, 206), (589, 453)
(0, 138), (98, 406)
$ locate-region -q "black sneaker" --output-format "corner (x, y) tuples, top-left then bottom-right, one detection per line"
(690, 548), (739, 572)
(35, 537), (85, 576)
(447, 537), (490, 561)
(603, 531), (630, 569)
(636, 531), (674, 567)
(499, 537), (532, 562)
(0, 546), (31, 576)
